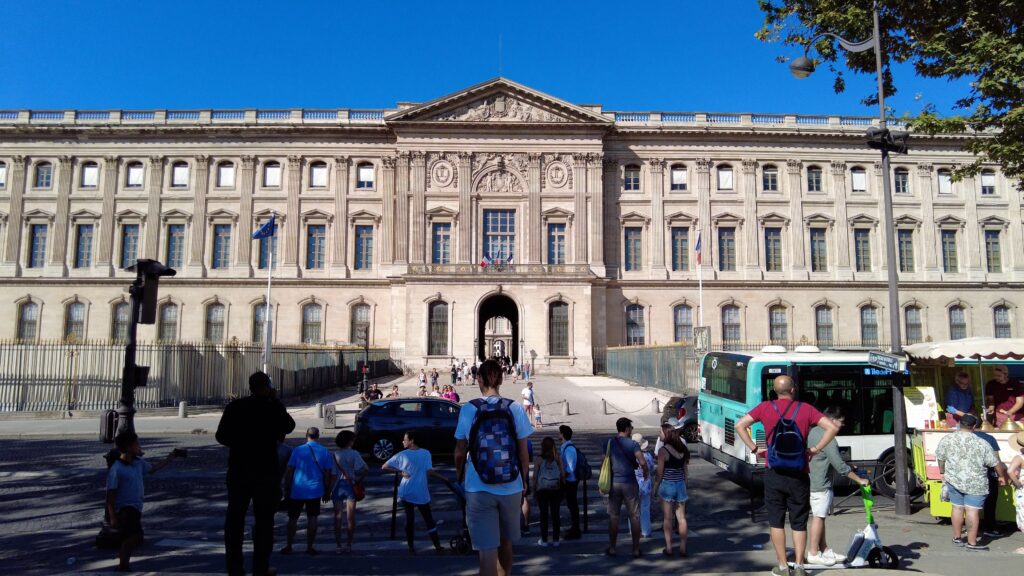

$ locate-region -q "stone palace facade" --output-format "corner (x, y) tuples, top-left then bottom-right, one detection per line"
(0, 78), (1019, 374)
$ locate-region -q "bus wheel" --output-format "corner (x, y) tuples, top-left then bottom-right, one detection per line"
(875, 450), (919, 499)
(682, 422), (700, 444)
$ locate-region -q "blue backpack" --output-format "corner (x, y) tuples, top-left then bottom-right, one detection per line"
(767, 401), (806, 471)
(468, 398), (521, 484)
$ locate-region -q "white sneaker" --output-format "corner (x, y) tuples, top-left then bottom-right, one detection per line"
(536, 539), (549, 547)
(806, 552), (836, 566)
(823, 548), (845, 563)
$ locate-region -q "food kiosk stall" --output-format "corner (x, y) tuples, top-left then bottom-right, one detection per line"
(905, 337), (1024, 521)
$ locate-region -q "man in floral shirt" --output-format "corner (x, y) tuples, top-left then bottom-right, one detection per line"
(935, 414), (1009, 551)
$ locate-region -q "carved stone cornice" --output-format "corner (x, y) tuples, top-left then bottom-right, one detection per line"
(786, 159), (803, 174)
(916, 163), (933, 176)
(741, 158), (758, 174)
(695, 158), (714, 173)
(830, 161), (847, 176)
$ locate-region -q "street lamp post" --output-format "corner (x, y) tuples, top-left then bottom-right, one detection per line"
(789, 0), (912, 515)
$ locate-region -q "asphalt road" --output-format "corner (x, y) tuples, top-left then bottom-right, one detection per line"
(0, 431), (1018, 575)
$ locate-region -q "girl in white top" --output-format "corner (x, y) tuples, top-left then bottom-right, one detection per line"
(382, 430), (446, 555)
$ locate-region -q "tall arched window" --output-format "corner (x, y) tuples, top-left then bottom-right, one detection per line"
(17, 301), (39, 341)
(64, 302), (86, 342)
(623, 164), (640, 191)
(807, 165), (822, 192)
(625, 304), (645, 346)
(860, 306), (879, 346)
(549, 301), (569, 356)
(905, 306), (923, 344)
(673, 304), (693, 343)
(762, 164), (779, 192)
(350, 303), (371, 344)
(35, 161), (53, 188)
(428, 301), (449, 356)
(722, 305), (741, 349)
(205, 303), (226, 342)
(158, 303), (178, 342)
(994, 305), (1012, 338)
(252, 302), (268, 343)
(216, 161), (235, 188)
(111, 302), (130, 342)
(302, 303), (323, 344)
(949, 305), (967, 340)
(815, 305), (833, 347)
(769, 305), (788, 344)
(894, 167), (910, 194)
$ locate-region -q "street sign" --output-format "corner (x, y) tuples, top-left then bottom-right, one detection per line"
(868, 351), (906, 372)
(693, 326), (711, 355)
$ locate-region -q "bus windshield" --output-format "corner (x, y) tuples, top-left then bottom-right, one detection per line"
(702, 353), (749, 404)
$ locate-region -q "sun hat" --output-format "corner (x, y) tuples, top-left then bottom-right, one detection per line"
(1009, 431), (1024, 453)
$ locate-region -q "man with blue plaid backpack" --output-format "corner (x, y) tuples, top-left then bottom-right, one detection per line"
(455, 359), (533, 576)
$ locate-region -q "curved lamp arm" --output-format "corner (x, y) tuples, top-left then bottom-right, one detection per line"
(804, 32), (877, 55)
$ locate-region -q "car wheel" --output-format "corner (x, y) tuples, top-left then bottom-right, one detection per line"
(682, 421), (700, 444)
(874, 450), (919, 498)
(373, 437), (396, 461)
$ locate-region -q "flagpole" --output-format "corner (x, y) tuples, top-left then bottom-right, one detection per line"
(262, 213), (275, 376)
(698, 258), (704, 327)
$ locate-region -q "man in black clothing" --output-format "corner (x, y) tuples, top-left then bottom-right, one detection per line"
(217, 371), (296, 576)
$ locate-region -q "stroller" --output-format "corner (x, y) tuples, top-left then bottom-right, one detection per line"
(436, 476), (473, 554)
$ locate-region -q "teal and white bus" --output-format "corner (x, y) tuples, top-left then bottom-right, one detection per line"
(697, 346), (904, 496)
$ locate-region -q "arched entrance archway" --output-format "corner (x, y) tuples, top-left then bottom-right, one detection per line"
(477, 294), (519, 363)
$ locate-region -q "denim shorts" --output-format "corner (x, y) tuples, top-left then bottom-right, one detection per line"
(658, 479), (689, 503)
(946, 483), (986, 509)
(332, 481), (357, 503)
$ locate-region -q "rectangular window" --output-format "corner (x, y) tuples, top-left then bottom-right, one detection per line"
(623, 166), (640, 191)
(126, 164), (144, 188)
(762, 168), (778, 192)
(769, 307), (788, 344)
(549, 303), (569, 356)
(306, 224), (326, 269)
(905, 307), (923, 344)
(171, 163), (189, 187)
(36, 164), (52, 188)
(894, 170), (909, 194)
(995, 307), (1012, 339)
(310, 164), (328, 188)
(74, 224), (93, 269)
(357, 165), (375, 189)
(985, 230), (1002, 273)
(264, 164), (282, 187)
(854, 228), (871, 272)
(807, 169), (822, 192)
(0, 163), (7, 187)
(851, 169), (867, 192)
(483, 209), (516, 262)
(861, 307), (879, 346)
(212, 224), (232, 269)
(547, 223), (566, 265)
(81, 164), (99, 188)
(981, 172), (996, 195)
(941, 229), (958, 272)
(810, 228), (827, 272)
(938, 171), (952, 194)
(815, 307), (834, 347)
(119, 223), (140, 269)
(28, 224), (47, 268)
(718, 227), (736, 271)
(624, 227), (642, 271)
(670, 167), (687, 191)
(431, 222), (451, 264)
(166, 224), (185, 269)
(764, 227), (782, 272)
(897, 229), (914, 272)
(258, 234), (278, 270)
(717, 167), (733, 190)
(217, 163), (235, 187)
(354, 225), (374, 270)
(626, 306), (645, 346)
(670, 227), (689, 271)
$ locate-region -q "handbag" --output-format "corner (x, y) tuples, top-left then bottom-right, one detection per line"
(598, 439), (613, 495)
(334, 452), (366, 502)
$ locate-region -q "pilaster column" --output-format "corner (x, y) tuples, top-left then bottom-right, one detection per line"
(331, 156), (350, 276)
(457, 152), (472, 264)
(380, 156), (397, 266)
(48, 156), (74, 274)
(602, 158), (618, 273)
(96, 156), (120, 276)
(786, 160), (806, 272)
(186, 155), (211, 275)
(0, 156), (27, 275)
(648, 158), (666, 276)
(572, 154), (589, 264)
(1009, 173), (1024, 274)
(696, 158), (713, 272)
(234, 156), (255, 275)
(395, 153), (411, 265)
(144, 156), (165, 260)
(409, 153), (425, 264)
(831, 161), (851, 272)
(528, 153), (542, 264)
(741, 159), (760, 273)
(915, 164), (938, 275)
(588, 153), (605, 275)
(962, 172), (984, 277)
(281, 155), (302, 275)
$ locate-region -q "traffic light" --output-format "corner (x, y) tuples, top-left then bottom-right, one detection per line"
(866, 127), (910, 154)
(126, 259), (177, 324)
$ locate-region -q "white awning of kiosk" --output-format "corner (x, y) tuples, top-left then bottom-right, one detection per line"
(904, 337), (1024, 362)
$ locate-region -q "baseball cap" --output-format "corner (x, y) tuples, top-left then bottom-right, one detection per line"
(959, 413), (980, 428)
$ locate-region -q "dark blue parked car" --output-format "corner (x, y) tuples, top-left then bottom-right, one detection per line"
(354, 397), (461, 460)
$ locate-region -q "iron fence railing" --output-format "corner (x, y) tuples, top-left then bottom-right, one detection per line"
(0, 340), (397, 412)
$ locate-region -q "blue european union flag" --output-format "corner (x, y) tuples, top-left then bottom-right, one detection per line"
(252, 215), (276, 240)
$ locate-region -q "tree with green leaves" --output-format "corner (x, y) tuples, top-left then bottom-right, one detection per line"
(756, 0), (1024, 188)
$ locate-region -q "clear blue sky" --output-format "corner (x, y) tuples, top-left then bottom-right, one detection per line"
(1, 0), (968, 119)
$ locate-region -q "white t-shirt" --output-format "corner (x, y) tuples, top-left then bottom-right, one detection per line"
(385, 448), (434, 505)
(521, 387), (535, 406)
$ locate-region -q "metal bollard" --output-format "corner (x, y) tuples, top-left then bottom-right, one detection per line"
(316, 402), (323, 418)
(178, 401), (188, 419)
(562, 400), (570, 416)
(602, 398), (608, 415)
(652, 398), (660, 414)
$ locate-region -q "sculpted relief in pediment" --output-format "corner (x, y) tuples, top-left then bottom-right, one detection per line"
(475, 168), (525, 195)
(433, 93), (569, 123)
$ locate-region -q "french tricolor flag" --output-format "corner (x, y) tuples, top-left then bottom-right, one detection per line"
(695, 231), (702, 265)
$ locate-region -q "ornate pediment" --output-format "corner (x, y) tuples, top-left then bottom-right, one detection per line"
(385, 78), (612, 125)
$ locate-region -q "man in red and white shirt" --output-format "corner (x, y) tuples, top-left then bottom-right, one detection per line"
(735, 376), (839, 576)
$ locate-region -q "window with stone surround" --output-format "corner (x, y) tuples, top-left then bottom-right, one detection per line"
(356, 162), (375, 189)
(547, 223), (566, 265)
(166, 223), (186, 269)
(769, 305), (788, 344)
(854, 228), (871, 272)
(894, 168), (910, 194)
(717, 164), (734, 190)
(432, 222), (451, 265)
(762, 164), (779, 192)
(0, 161), (7, 188)
(897, 228), (914, 272)
(623, 164), (640, 192)
(309, 161), (328, 188)
(809, 228), (827, 272)
(937, 168), (952, 194)
(941, 229), (958, 273)
(119, 223), (140, 269)
(126, 162), (145, 189)
(216, 161), (235, 188)
(764, 227), (782, 272)
(80, 161), (99, 189)
(994, 305), (1012, 338)
(306, 224), (327, 270)
(74, 223), (94, 269)
(860, 305), (879, 347)
(351, 303), (370, 345)
(670, 164), (687, 191)
(985, 229), (1002, 273)
(483, 209), (515, 263)
(549, 301), (569, 356)
(806, 165), (822, 193)
(64, 301), (86, 342)
(34, 161), (53, 189)
(27, 223), (48, 269)
(111, 301), (130, 342)
(980, 170), (996, 195)
(949, 305), (967, 340)
(252, 302), (268, 343)
(158, 303), (178, 342)
(626, 304), (645, 346)
(428, 301), (449, 356)
(815, 305), (833, 347)
(18, 300), (40, 342)
(171, 161), (189, 188)
(722, 304), (741, 349)
(263, 161), (282, 188)
(205, 302), (226, 342)
(671, 227), (689, 271)
(212, 223), (232, 270)
(354, 225), (374, 270)
(624, 227), (642, 271)
(717, 227), (736, 272)
(302, 303), (323, 344)
(905, 306), (923, 344)
(673, 304), (693, 343)
(850, 166), (867, 193)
